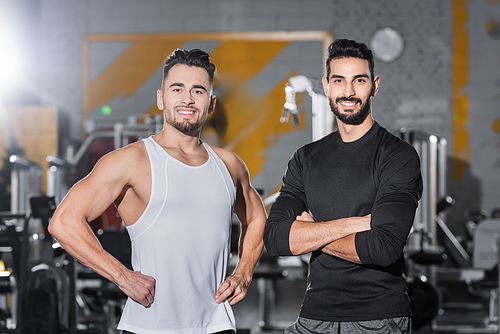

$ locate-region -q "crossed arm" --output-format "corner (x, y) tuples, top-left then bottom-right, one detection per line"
(264, 188), (370, 264)
(291, 211), (370, 263)
(265, 181), (419, 267)
(264, 144), (422, 267)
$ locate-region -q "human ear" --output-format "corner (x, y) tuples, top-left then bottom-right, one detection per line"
(371, 76), (380, 97)
(322, 76), (329, 96)
(208, 95), (217, 115)
(156, 89), (163, 110)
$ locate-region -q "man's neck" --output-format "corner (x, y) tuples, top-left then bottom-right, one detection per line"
(154, 125), (203, 151)
(337, 113), (375, 143)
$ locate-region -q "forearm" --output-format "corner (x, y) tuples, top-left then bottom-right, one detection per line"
(289, 215), (369, 255)
(320, 234), (361, 264)
(232, 219), (264, 282)
(49, 214), (129, 285)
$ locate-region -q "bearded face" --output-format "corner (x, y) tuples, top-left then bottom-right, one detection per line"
(329, 95), (372, 125)
(157, 64), (215, 135)
(164, 105), (206, 134)
(322, 57), (379, 127)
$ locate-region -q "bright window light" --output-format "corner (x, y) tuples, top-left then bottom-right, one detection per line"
(0, 22), (23, 95)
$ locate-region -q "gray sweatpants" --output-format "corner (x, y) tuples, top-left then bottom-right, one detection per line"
(285, 316), (411, 334)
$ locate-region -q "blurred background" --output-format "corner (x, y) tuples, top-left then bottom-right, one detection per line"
(0, 0), (499, 333)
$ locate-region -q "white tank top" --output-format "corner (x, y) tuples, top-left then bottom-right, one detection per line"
(117, 136), (237, 334)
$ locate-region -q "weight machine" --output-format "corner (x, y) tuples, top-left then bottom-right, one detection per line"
(9, 155), (42, 213)
(281, 75), (335, 141)
(401, 128), (500, 333)
(48, 115), (163, 204)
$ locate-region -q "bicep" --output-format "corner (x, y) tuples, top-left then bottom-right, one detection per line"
(230, 156), (266, 226)
(55, 154), (130, 224)
(267, 151), (308, 222)
(234, 183), (265, 226)
(356, 148), (423, 265)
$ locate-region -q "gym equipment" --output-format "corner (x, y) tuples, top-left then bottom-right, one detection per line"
(400, 128), (448, 258)
(281, 75), (336, 141)
(9, 156), (42, 213)
(23, 196), (103, 334)
(0, 211), (32, 332)
(69, 115), (163, 167)
(22, 263), (69, 334)
(47, 115), (163, 206)
(408, 275), (440, 329)
(400, 129), (448, 330)
(473, 219), (500, 271)
(19, 196), (74, 334)
(46, 156), (74, 206)
(78, 229), (131, 334)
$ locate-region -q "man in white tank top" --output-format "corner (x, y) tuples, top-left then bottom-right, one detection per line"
(49, 49), (267, 333)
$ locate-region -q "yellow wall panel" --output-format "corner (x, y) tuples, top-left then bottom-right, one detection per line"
(0, 106), (58, 194)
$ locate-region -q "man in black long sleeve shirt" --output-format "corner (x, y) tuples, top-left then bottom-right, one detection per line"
(264, 39), (423, 333)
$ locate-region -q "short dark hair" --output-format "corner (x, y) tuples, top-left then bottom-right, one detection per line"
(162, 48), (216, 87)
(325, 39), (375, 81)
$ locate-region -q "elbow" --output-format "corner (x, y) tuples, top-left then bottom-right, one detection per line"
(263, 222), (293, 257)
(357, 235), (404, 266)
(375, 253), (401, 267)
(365, 247), (403, 267)
(47, 214), (66, 241)
(47, 217), (59, 239)
(263, 231), (279, 256)
(357, 228), (407, 266)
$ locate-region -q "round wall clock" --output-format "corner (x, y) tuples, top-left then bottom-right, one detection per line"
(369, 27), (405, 62)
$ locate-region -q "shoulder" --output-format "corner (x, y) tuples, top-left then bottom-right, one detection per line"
(379, 128), (418, 160)
(210, 145), (248, 181)
(92, 140), (148, 175)
(101, 140), (146, 163)
(374, 127), (421, 175)
(291, 131), (337, 165)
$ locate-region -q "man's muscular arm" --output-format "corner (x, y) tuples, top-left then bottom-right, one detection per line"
(293, 211), (368, 263)
(48, 144), (155, 307)
(214, 148), (266, 305)
(289, 212), (370, 256)
(320, 235), (360, 263)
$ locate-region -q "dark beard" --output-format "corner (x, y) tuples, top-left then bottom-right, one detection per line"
(329, 96), (371, 125)
(165, 107), (206, 134)
(170, 119), (205, 133)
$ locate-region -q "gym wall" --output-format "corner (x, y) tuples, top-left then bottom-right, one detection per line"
(1, 0), (499, 234)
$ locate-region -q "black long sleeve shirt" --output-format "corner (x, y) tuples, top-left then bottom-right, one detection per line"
(264, 122), (423, 322)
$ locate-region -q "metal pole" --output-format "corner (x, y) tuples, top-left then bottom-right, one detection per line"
(10, 155), (42, 213)
(46, 155), (73, 204)
(497, 237), (500, 334)
(438, 138), (447, 200)
(114, 122), (124, 150)
(429, 135), (438, 247)
(420, 141), (429, 249)
(10, 168), (19, 213)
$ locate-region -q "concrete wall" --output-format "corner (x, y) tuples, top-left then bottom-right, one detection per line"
(2, 0), (499, 235)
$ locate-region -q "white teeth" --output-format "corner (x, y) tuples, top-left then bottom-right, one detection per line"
(178, 110), (194, 115)
(341, 102), (356, 106)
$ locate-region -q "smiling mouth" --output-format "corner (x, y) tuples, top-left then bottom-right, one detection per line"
(178, 110), (195, 115)
(175, 105), (199, 116)
(336, 98), (362, 110)
(339, 101), (358, 107)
